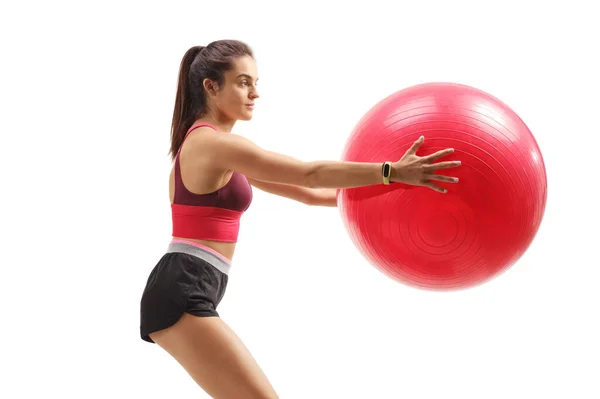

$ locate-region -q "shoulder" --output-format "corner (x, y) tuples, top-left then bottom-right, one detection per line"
(186, 125), (221, 141)
(181, 128), (254, 166)
(187, 129), (253, 152)
(182, 126), (220, 152)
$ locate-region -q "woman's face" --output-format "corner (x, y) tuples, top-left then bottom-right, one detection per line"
(209, 55), (260, 121)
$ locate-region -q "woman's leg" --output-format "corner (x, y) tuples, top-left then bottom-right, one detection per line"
(149, 313), (279, 399)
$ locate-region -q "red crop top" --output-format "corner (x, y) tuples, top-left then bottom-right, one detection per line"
(171, 123), (253, 242)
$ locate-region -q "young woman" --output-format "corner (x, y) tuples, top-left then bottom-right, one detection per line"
(139, 39), (460, 399)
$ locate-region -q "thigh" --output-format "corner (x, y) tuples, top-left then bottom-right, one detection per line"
(149, 313), (279, 399)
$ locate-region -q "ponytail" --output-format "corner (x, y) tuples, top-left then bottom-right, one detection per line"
(169, 45), (204, 160)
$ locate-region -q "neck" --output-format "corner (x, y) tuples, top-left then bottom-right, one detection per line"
(195, 113), (236, 134)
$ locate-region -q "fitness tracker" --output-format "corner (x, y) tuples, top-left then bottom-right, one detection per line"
(382, 161), (392, 185)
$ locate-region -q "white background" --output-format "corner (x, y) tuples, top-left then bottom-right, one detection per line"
(1, 0), (599, 398)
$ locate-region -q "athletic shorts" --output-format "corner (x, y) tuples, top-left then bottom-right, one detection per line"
(140, 240), (231, 343)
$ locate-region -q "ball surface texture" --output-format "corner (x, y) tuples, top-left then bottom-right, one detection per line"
(338, 82), (547, 291)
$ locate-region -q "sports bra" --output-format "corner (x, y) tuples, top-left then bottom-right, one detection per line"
(171, 123), (253, 242)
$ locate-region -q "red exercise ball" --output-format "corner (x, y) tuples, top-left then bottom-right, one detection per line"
(338, 82), (547, 291)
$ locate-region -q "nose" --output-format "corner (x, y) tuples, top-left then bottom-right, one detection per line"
(250, 87), (259, 100)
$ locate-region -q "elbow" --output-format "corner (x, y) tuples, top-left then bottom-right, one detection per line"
(304, 162), (321, 189)
(305, 174), (318, 189)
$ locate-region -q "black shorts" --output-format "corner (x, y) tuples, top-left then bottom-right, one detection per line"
(140, 241), (230, 343)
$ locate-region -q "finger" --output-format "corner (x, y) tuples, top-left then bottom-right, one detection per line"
(426, 174), (459, 183)
(422, 181), (448, 193)
(422, 148), (455, 162)
(406, 136), (425, 155)
(423, 160), (462, 171)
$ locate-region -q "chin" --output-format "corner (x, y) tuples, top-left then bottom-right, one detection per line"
(240, 111), (254, 121)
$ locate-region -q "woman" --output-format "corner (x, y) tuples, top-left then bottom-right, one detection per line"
(140, 39), (460, 398)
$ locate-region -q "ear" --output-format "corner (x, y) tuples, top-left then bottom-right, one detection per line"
(202, 78), (219, 96)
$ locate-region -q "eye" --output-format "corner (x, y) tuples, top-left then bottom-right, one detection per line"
(240, 81), (249, 86)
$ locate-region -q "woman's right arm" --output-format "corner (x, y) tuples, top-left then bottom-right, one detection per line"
(200, 131), (383, 189)
(200, 131), (460, 191)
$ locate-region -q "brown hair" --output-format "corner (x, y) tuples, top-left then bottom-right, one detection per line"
(169, 40), (254, 160)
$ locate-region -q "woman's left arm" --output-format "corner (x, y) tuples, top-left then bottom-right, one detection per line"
(247, 178), (338, 207)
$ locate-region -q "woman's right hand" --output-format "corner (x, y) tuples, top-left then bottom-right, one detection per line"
(392, 136), (461, 193)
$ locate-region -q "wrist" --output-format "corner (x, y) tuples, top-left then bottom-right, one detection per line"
(390, 162), (404, 183)
(382, 161), (392, 185)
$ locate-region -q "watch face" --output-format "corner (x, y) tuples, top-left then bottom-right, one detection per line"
(384, 163), (391, 176)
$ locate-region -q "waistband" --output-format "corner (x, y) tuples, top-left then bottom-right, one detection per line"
(167, 240), (232, 275)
